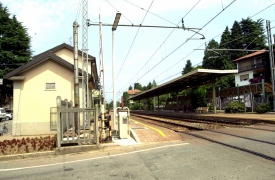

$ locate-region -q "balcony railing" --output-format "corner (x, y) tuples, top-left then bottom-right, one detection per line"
(238, 62), (267, 72)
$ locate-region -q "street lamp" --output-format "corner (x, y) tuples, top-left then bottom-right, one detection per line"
(112, 13), (121, 134)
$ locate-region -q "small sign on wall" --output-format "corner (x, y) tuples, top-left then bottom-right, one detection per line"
(0, 79), (3, 85)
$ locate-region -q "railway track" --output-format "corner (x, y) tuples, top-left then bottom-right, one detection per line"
(131, 112), (275, 162)
(131, 113), (245, 132)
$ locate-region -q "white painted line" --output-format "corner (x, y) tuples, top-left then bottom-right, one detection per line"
(0, 143), (189, 172)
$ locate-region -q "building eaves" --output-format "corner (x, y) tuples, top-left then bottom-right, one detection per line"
(4, 52), (75, 79)
(232, 49), (267, 62)
(32, 43), (96, 62)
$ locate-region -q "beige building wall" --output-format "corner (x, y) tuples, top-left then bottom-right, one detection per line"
(12, 60), (74, 135)
(54, 48), (92, 74)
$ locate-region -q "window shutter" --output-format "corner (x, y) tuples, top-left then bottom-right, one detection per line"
(46, 83), (56, 90)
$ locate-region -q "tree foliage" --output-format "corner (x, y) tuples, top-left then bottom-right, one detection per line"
(182, 60), (193, 75)
(229, 21), (245, 60)
(202, 39), (219, 69)
(134, 83), (142, 90)
(0, 3), (31, 106)
(239, 18), (266, 51)
(122, 91), (130, 107)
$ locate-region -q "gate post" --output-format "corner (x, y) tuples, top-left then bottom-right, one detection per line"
(56, 96), (62, 148)
(94, 102), (99, 145)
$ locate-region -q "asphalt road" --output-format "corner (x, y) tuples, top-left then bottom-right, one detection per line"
(0, 124), (275, 180)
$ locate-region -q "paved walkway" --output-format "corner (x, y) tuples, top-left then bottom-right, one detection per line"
(130, 119), (182, 143)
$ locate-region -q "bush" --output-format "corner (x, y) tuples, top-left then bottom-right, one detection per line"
(225, 102), (245, 113)
(208, 105), (214, 111)
(256, 103), (272, 114)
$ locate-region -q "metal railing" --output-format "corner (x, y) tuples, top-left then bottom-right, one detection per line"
(238, 62), (266, 72)
(56, 96), (99, 148)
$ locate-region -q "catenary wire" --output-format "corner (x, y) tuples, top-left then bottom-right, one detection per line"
(105, 0), (133, 24)
(116, 0), (155, 80)
(144, 4), (275, 87)
(132, 0), (236, 87)
(248, 2), (275, 19)
(75, 0), (82, 22)
(116, 1), (274, 99)
(149, 24), (275, 87)
(124, 0), (178, 26)
(118, 0), (202, 92)
(116, 0), (236, 99)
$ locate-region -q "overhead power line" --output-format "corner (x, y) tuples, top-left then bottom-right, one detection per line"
(118, 0), (202, 92)
(124, 0), (177, 26)
(75, 0), (82, 22)
(117, 0), (236, 98)
(105, 0), (133, 24)
(115, 0), (155, 80)
(144, 3), (275, 88)
(88, 23), (184, 29)
(248, 2), (275, 19)
(131, 0), (236, 87)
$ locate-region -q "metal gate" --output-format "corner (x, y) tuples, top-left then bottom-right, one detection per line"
(56, 96), (99, 148)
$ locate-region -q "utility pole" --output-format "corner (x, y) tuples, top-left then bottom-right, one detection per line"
(73, 20), (79, 108)
(82, 0), (89, 108)
(73, 20), (79, 133)
(266, 20), (275, 111)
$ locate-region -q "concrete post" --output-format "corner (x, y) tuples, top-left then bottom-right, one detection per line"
(212, 83), (217, 114)
(56, 96), (61, 148)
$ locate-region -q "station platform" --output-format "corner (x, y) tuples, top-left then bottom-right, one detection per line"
(128, 119), (182, 143)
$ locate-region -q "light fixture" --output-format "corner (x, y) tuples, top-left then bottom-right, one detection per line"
(112, 13), (121, 31)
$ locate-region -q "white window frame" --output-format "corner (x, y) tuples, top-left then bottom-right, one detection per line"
(45, 82), (56, 91)
(240, 74), (249, 82)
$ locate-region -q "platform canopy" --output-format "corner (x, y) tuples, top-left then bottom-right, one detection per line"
(129, 69), (238, 101)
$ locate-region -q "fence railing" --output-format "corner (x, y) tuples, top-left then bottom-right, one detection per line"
(56, 96), (99, 148)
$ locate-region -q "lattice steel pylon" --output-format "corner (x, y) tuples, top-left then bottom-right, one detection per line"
(82, 0), (89, 110)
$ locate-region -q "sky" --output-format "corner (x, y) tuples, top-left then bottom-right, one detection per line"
(1, 0), (275, 103)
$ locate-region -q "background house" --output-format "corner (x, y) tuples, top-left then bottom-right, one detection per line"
(233, 50), (270, 87)
(4, 43), (98, 136)
(127, 89), (140, 105)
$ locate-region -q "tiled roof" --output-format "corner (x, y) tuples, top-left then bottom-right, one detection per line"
(4, 43), (98, 83)
(4, 52), (76, 79)
(128, 89), (141, 95)
(33, 43), (96, 62)
(232, 49), (267, 62)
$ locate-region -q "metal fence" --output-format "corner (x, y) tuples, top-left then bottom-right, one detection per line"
(56, 96), (99, 148)
(218, 96), (269, 112)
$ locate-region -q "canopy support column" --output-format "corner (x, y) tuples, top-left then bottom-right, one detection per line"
(176, 92), (179, 113)
(158, 95), (160, 111)
(212, 82), (217, 114)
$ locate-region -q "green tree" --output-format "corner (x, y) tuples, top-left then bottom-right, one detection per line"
(152, 80), (157, 87)
(146, 82), (153, 90)
(134, 83), (142, 90)
(202, 39), (219, 69)
(128, 85), (133, 90)
(182, 59), (193, 75)
(0, 3), (31, 106)
(240, 18), (266, 51)
(122, 91), (130, 107)
(219, 26), (235, 70)
(230, 21), (244, 60)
